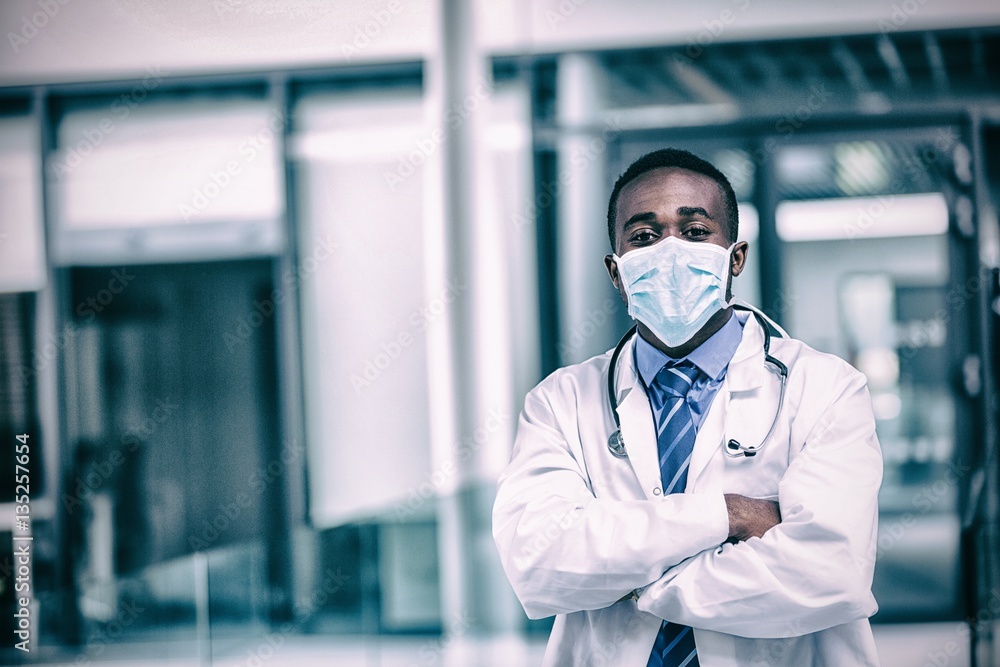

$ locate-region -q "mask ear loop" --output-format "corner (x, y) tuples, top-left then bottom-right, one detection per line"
(724, 242), (739, 305)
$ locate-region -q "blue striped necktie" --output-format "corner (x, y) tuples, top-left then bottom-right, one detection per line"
(646, 361), (700, 667)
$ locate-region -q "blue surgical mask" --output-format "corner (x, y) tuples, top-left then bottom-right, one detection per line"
(613, 237), (735, 348)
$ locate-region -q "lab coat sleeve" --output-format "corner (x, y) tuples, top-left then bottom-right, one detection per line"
(636, 366), (882, 637)
(493, 378), (730, 620)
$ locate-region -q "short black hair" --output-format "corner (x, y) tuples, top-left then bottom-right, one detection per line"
(606, 148), (739, 249)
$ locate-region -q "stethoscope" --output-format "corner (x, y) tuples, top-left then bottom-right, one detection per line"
(606, 305), (788, 459)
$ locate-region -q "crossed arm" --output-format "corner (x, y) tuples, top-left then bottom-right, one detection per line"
(725, 494), (782, 542)
(635, 372), (882, 637)
(493, 369), (880, 637)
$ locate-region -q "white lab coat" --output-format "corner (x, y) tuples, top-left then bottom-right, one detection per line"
(493, 312), (883, 666)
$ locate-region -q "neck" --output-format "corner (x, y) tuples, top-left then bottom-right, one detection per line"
(638, 307), (733, 358)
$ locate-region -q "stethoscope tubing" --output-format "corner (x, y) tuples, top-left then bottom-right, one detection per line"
(606, 306), (787, 460)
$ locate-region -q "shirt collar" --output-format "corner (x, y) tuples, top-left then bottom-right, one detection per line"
(635, 309), (745, 387)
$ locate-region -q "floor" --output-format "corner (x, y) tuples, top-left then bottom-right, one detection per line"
(20, 622), (981, 666)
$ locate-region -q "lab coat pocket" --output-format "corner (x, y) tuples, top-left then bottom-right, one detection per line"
(719, 387), (790, 500)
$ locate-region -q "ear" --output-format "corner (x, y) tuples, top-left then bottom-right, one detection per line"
(606, 254), (629, 307)
(730, 241), (749, 278)
(604, 254), (621, 290)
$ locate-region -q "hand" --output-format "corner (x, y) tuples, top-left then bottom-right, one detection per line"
(724, 494), (781, 543)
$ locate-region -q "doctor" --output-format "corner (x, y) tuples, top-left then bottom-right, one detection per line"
(493, 148), (883, 666)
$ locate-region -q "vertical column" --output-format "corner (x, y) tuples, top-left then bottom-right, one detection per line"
(752, 138), (786, 326)
(267, 74), (298, 625)
(38, 89), (81, 645)
(427, 0), (521, 646)
(968, 112), (998, 667)
(556, 54), (620, 365)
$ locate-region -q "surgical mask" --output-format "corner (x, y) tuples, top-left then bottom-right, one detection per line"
(613, 237), (734, 347)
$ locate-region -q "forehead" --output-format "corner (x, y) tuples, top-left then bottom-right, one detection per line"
(615, 167), (726, 226)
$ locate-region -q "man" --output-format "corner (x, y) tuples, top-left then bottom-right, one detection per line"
(493, 148), (882, 666)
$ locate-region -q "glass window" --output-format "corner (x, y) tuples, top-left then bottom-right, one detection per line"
(774, 132), (964, 620)
(52, 96), (284, 264)
(0, 114), (45, 292)
(291, 85), (433, 528)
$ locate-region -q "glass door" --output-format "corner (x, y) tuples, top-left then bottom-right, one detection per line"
(771, 127), (976, 621)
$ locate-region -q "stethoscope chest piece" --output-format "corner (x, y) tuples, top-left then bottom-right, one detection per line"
(605, 308), (788, 463)
(726, 439), (757, 457)
(608, 430), (627, 458)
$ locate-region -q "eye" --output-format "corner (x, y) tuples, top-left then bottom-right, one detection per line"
(629, 229), (658, 245)
(684, 226), (711, 239)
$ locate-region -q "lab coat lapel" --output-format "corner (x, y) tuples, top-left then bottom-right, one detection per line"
(687, 313), (767, 490)
(613, 335), (664, 501)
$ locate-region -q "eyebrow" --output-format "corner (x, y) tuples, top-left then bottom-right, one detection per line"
(622, 211), (657, 232)
(676, 206), (715, 221)
(621, 206), (715, 231)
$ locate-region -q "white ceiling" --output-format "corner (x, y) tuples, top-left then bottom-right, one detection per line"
(1, 0), (999, 87)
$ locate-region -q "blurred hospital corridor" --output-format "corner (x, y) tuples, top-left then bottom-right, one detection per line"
(1, 1), (999, 666)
